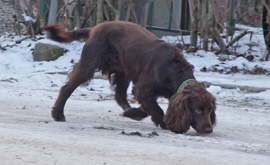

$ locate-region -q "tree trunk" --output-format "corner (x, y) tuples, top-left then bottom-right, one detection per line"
(226, 0), (234, 39)
(125, 1), (131, 21)
(81, 0), (93, 28)
(208, 0), (227, 54)
(104, 0), (120, 21)
(96, 0), (104, 24)
(48, 0), (58, 25)
(90, 0), (97, 27)
(201, 0), (227, 53)
(74, 0), (82, 28)
(119, 0), (127, 21)
(141, 0), (152, 27)
(136, 0), (153, 27)
(35, 0), (42, 34)
(130, 0), (138, 23)
(201, 0), (209, 51)
(262, 0), (270, 60)
(190, 0), (199, 47)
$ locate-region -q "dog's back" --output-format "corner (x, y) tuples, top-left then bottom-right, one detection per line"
(45, 21), (158, 45)
(45, 21), (178, 83)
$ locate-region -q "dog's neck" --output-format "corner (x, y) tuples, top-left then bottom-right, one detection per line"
(177, 79), (197, 92)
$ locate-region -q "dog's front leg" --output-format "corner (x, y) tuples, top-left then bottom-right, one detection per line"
(134, 87), (167, 129)
(142, 101), (167, 129)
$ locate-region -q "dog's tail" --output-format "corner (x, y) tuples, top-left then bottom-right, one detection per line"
(44, 24), (91, 43)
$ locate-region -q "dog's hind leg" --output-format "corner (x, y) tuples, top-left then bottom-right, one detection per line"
(52, 44), (99, 121)
(123, 107), (149, 121)
(112, 72), (148, 120)
(52, 62), (93, 121)
(112, 72), (131, 110)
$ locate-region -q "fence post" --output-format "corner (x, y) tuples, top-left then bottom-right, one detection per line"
(228, 0), (235, 35)
(41, 0), (47, 19)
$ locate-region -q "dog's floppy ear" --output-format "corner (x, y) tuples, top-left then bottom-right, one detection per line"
(164, 92), (192, 133)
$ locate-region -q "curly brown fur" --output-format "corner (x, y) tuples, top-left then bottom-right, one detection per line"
(45, 21), (216, 134)
(164, 91), (192, 133)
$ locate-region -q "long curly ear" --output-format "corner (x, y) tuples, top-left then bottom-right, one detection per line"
(211, 99), (217, 126)
(164, 92), (192, 133)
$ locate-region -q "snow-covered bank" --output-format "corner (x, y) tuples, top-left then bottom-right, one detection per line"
(1, 28), (270, 104)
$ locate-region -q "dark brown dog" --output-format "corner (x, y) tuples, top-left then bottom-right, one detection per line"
(45, 21), (216, 134)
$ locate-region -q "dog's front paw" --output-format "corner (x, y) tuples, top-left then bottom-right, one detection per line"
(152, 116), (167, 129)
(159, 122), (167, 130)
(51, 110), (66, 122)
(123, 108), (148, 121)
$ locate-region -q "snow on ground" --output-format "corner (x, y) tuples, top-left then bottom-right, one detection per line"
(0, 25), (270, 164)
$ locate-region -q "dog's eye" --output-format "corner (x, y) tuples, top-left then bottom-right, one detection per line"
(195, 109), (202, 115)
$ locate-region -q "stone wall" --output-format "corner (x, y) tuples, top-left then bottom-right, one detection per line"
(0, 0), (16, 35)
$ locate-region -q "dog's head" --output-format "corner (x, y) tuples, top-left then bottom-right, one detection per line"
(164, 82), (216, 134)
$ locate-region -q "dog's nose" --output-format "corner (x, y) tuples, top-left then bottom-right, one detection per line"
(204, 126), (213, 133)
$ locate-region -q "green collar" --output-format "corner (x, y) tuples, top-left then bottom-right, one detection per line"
(177, 79), (197, 92)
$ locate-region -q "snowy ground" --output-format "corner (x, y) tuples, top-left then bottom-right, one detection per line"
(0, 25), (270, 165)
